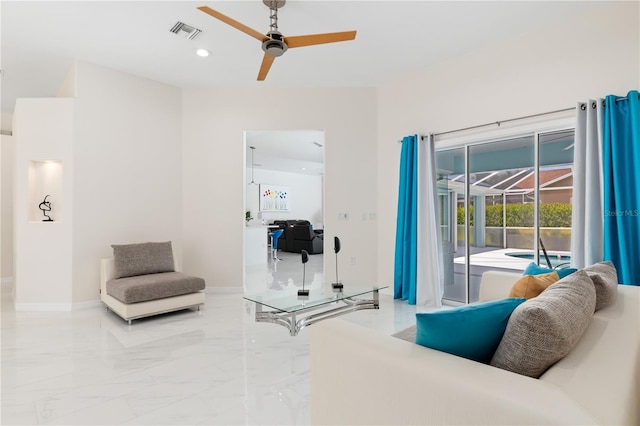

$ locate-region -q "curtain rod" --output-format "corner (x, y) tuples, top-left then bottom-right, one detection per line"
(397, 106), (576, 143)
(612, 93), (640, 103)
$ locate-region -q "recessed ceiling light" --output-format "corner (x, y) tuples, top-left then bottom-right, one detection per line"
(195, 48), (211, 57)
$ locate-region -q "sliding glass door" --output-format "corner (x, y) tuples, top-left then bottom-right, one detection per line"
(437, 147), (465, 302)
(436, 129), (574, 303)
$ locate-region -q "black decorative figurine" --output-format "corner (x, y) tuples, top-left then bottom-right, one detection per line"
(39, 195), (53, 222)
(332, 236), (343, 289)
(298, 249), (310, 298)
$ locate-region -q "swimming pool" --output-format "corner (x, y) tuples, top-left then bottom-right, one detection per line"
(505, 252), (572, 268)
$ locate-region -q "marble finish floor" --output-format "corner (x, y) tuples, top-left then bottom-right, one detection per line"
(1, 256), (433, 425)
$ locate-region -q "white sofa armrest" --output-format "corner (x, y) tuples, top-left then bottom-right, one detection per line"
(310, 318), (598, 425)
(100, 258), (115, 297)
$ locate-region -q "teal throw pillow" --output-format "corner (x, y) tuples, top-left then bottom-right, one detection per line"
(523, 262), (577, 279)
(415, 298), (526, 364)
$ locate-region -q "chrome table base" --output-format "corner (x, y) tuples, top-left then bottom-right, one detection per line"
(253, 289), (380, 336)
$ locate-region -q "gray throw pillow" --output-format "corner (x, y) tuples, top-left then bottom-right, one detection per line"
(490, 270), (596, 378)
(111, 241), (175, 279)
(582, 261), (618, 311)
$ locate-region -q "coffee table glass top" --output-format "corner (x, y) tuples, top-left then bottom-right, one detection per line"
(243, 282), (388, 313)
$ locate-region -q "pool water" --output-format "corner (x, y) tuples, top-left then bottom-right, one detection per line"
(506, 252), (572, 269)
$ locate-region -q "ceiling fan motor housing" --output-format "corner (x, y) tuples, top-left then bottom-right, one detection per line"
(262, 31), (288, 57)
(263, 0), (286, 9)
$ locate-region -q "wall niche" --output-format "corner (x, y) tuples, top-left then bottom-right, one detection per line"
(29, 160), (63, 223)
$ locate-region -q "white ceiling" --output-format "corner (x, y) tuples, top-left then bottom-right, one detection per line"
(246, 129), (324, 175)
(0, 0), (607, 170)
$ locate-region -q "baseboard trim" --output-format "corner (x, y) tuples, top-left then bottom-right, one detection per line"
(72, 300), (103, 311)
(15, 303), (73, 312)
(15, 300), (102, 312)
(205, 286), (243, 294)
(13, 289), (240, 311)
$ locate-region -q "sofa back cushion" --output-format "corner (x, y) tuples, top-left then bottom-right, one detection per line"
(582, 261), (618, 311)
(111, 241), (175, 279)
(491, 270), (596, 378)
(479, 271), (523, 302)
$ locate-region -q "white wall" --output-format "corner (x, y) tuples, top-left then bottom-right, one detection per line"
(14, 98), (74, 308)
(1, 112), (13, 134)
(376, 2), (640, 285)
(72, 62), (183, 303)
(245, 167), (323, 228)
(12, 2), (635, 303)
(1, 134), (15, 280)
(1, 116), (15, 280)
(182, 87), (377, 288)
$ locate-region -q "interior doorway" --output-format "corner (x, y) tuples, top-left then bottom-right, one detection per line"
(243, 130), (325, 292)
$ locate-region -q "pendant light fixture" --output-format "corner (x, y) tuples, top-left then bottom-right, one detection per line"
(249, 146), (258, 185)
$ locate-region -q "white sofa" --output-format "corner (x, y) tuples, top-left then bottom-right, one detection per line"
(310, 270), (640, 425)
(100, 241), (205, 325)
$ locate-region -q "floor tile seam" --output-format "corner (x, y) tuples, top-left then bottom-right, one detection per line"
(38, 375), (200, 425)
(41, 395), (140, 426)
(121, 385), (220, 421)
(134, 359), (235, 385)
(3, 360), (166, 405)
(37, 392), (129, 425)
(1, 369), (83, 395)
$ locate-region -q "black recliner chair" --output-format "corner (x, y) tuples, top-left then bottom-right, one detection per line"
(271, 220), (323, 254)
(291, 224), (324, 254)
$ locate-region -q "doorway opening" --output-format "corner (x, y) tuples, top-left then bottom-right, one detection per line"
(243, 130), (325, 293)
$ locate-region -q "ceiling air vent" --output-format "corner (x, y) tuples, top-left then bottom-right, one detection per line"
(170, 21), (202, 40)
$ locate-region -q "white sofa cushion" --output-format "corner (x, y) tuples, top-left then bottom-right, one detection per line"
(491, 270), (596, 378)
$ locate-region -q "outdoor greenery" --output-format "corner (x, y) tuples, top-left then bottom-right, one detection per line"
(457, 203), (572, 227)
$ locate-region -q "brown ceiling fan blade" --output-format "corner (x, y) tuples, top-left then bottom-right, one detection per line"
(257, 54), (275, 81)
(197, 6), (267, 42)
(284, 31), (356, 48)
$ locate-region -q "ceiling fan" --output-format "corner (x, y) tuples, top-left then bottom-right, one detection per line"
(197, 0), (357, 81)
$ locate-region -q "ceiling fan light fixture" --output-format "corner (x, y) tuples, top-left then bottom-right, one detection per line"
(198, 1), (356, 80)
(262, 31), (288, 57)
(263, 0), (286, 8)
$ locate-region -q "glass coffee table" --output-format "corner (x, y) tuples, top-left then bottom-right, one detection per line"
(243, 283), (388, 336)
